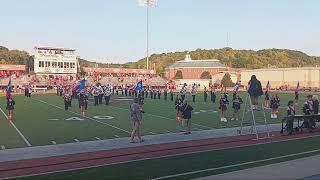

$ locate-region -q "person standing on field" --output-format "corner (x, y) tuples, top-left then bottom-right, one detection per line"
(181, 99), (193, 134)
(130, 98), (144, 143)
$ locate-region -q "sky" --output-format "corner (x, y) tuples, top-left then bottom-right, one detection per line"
(1, 0), (320, 63)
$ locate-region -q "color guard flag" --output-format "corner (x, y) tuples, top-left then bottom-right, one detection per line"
(76, 79), (86, 92)
(134, 80), (143, 92)
(266, 81), (271, 93)
(296, 81), (300, 92)
(6, 77), (12, 99)
(234, 82), (239, 93)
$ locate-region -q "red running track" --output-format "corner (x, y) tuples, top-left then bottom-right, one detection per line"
(1, 130), (320, 179)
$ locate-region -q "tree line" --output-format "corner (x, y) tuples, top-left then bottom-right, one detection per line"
(125, 48), (320, 75)
(1, 46), (319, 75)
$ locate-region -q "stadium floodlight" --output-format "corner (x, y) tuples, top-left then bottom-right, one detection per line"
(138, 0), (157, 70)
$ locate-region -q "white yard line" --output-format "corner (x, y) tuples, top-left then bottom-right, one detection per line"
(152, 148), (320, 180)
(0, 107), (32, 147)
(32, 98), (130, 134)
(111, 106), (212, 130)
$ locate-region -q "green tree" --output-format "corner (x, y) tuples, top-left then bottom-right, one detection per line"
(221, 73), (234, 87)
(200, 71), (211, 79)
(174, 70), (183, 79)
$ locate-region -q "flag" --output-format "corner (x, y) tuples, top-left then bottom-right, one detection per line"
(76, 79), (86, 92)
(220, 83), (224, 92)
(295, 81), (300, 92)
(234, 82), (239, 92)
(6, 77), (12, 99)
(134, 80), (143, 92)
(266, 81), (271, 93)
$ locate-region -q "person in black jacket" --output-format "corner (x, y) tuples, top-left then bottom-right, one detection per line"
(6, 96), (15, 121)
(181, 100), (193, 135)
(312, 95), (319, 115)
(247, 75), (263, 110)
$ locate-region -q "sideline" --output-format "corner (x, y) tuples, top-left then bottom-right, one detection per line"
(0, 106), (32, 147)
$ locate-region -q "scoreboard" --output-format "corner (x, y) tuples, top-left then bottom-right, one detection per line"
(34, 47), (78, 74)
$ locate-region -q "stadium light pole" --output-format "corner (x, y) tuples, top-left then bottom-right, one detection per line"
(139, 0), (157, 70)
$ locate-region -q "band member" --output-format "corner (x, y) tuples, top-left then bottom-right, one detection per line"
(122, 84), (125, 95)
(303, 95), (314, 130)
(210, 85), (216, 103)
(204, 86), (208, 102)
(157, 88), (161, 99)
(24, 85), (28, 96)
(130, 98), (144, 143)
(92, 85), (99, 106)
(219, 92), (229, 122)
(125, 85), (128, 96)
(6, 96), (15, 121)
(145, 88), (149, 98)
(191, 84), (197, 103)
(141, 88), (145, 99)
(313, 95), (319, 115)
(170, 88), (174, 101)
(286, 100), (295, 134)
(150, 88), (153, 99)
(116, 85), (119, 95)
(231, 93), (243, 121)
(181, 99), (193, 135)
(175, 95), (183, 123)
(270, 94), (280, 118)
(180, 83), (187, 101)
(129, 87), (132, 96)
(64, 93), (71, 110)
(97, 84), (103, 105)
(79, 91), (87, 117)
(104, 86), (111, 105)
(265, 90), (270, 109)
(28, 86), (32, 98)
(153, 89), (157, 99)
(164, 88), (168, 101)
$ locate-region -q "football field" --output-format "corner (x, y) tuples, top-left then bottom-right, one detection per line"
(0, 91), (307, 149)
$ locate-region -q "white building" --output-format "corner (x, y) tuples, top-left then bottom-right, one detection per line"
(241, 67), (320, 88)
(34, 47), (78, 74)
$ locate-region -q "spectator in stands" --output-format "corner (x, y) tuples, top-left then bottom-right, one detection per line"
(248, 75), (263, 110)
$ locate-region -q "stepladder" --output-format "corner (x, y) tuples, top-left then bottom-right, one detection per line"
(239, 93), (271, 140)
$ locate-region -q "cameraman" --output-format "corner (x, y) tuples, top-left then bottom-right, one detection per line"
(248, 75), (263, 110)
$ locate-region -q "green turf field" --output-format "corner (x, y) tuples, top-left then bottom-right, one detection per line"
(24, 135), (320, 180)
(0, 91), (309, 149)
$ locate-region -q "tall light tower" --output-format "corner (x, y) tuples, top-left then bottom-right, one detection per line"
(139, 0), (157, 70)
